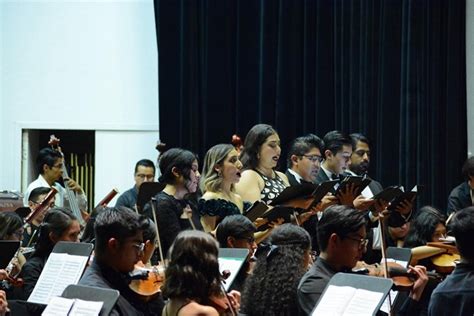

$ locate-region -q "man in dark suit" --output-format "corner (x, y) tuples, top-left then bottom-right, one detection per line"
(447, 156), (474, 215)
(285, 134), (324, 185)
(315, 130), (352, 185)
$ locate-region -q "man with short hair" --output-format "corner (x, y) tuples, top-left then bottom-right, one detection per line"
(115, 159), (156, 209)
(447, 156), (474, 215)
(286, 134), (325, 185)
(216, 215), (257, 292)
(23, 147), (87, 211)
(79, 207), (144, 315)
(428, 206), (474, 315)
(315, 131), (352, 184)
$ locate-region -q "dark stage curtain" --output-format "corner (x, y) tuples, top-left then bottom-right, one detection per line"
(155, 0), (466, 212)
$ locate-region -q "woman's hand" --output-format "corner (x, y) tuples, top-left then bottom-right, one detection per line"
(408, 265), (428, 301)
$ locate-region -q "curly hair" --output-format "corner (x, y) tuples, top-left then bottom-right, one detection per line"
(240, 124), (277, 170)
(162, 230), (222, 303)
(241, 224), (311, 316)
(200, 144), (235, 193)
(404, 206), (446, 248)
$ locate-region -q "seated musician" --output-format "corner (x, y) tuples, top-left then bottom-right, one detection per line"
(115, 159), (156, 209)
(79, 206), (146, 315)
(23, 186), (56, 247)
(297, 205), (428, 316)
(0, 212), (26, 291)
(162, 230), (240, 316)
(428, 206), (474, 315)
(215, 215), (257, 291)
(446, 156), (474, 214)
(19, 208), (80, 300)
(23, 147), (87, 211)
(0, 290), (8, 316)
(241, 224), (312, 316)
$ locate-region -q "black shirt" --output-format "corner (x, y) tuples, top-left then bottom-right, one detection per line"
(115, 186), (138, 209)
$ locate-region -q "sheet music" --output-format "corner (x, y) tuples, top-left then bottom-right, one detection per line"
(42, 297), (103, 316)
(70, 299), (103, 316)
(218, 257), (245, 291)
(28, 253), (88, 305)
(42, 297), (74, 315)
(312, 285), (383, 316)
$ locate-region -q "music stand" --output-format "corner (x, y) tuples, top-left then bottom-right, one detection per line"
(62, 284), (120, 316)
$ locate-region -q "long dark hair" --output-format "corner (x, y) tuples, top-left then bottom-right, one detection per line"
(404, 206), (446, 248)
(33, 208), (77, 259)
(242, 224), (311, 316)
(240, 124), (277, 170)
(162, 230), (221, 303)
(158, 148), (197, 185)
(0, 212), (23, 240)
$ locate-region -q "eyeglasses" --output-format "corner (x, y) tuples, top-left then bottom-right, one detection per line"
(132, 242), (145, 252)
(344, 236), (369, 249)
(238, 236), (256, 244)
(302, 155), (324, 163)
(136, 174), (155, 180)
(31, 200), (55, 208)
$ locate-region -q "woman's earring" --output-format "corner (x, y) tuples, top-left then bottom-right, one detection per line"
(217, 169), (222, 177)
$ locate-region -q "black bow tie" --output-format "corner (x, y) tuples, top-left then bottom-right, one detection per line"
(331, 174), (340, 180)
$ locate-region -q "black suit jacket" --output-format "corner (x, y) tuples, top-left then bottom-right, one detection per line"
(285, 169), (301, 186)
(314, 168), (331, 185)
(447, 182), (473, 215)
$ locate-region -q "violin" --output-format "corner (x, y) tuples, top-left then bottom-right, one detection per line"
(128, 262), (165, 300)
(427, 241), (460, 274)
(208, 270), (238, 316)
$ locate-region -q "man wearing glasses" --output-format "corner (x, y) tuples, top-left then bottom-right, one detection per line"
(285, 134), (325, 185)
(79, 207), (145, 315)
(315, 130), (353, 185)
(115, 159), (156, 209)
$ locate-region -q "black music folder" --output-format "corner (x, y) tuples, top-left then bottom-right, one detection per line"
(371, 186), (403, 202)
(256, 206), (294, 231)
(335, 175), (372, 197)
(387, 185), (421, 211)
(244, 201), (269, 222)
(269, 183), (318, 206)
(61, 284), (120, 316)
(0, 240), (20, 269)
(312, 273), (393, 316)
(136, 182), (166, 212)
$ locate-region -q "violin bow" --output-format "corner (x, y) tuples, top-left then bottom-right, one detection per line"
(150, 197), (166, 268)
(378, 213), (394, 315)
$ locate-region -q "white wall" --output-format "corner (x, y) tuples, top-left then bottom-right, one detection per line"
(467, 0), (474, 157)
(0, 0), (159, 205)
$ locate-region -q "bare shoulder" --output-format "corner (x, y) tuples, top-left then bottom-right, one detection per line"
(201, 191), (221, 200)
(178, 302), (219, 316)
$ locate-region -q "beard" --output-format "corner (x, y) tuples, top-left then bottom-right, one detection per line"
(351, 162), (369, 175)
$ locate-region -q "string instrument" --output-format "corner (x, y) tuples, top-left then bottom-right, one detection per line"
(231, 134), (243, 154)
(48, 135), (88, 226)
(95, 188), (119, 208)
(208, 270), (237, 316)
(128, 262), (165, 299)
(427, 241), (460, 274)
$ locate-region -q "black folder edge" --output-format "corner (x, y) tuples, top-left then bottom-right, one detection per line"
(386, 186), (420, 211)
(256, 206), (293, 231)
(136, 182), (166, 212)
(218, 248), (249, 291)
(335, 175), (372, 197)
(386, 247), (412, 267)
(61, 284), (120, 316)
(371, 186), (403, 202)
(313, 272), (393, 316)
(303, 180), (340, 212)
(0, 240), (20, 269)
(243, 201), (269, 222)
(269, 183), (318, 206)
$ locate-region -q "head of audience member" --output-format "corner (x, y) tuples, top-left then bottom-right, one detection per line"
(241, 224), (311, 315)
(33, 208), (80, 259)
(0, 212), (23, 241)
(140, 216), (158, 264)
(162, 230), (222, 304)
(216, 215), (257, 262)
(403, 206), (446, 248)
(200, 144), (242, 194)
(287, 134), (324, 182)
(94, 207), (143, 273)
(158, 148), (200, 196)
(28, 186), (56, 225)
(240, 124), (281, 171)
(349, 133), (371, 175)
(317, 205), (367, 271)
(322, 131), (352, 176)
(462, 156), (474, 189)
(448, 206), (474, 263)
(134, 159), (156, 189)
(35, 147), (63, 183)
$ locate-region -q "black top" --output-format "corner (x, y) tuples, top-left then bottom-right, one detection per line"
(254, 170), (286, 204)
(447, 181), (473, 215)
(198, 198), (251, 218)
(297, 257), (339, 315)
(428, 262), (474, 316)
(18, 255), (47, 300)
(22, 223), (40, 248)
(144, 191), (200, 255)
(115, 186), (138, 209)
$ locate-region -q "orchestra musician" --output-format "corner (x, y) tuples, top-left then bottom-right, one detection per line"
(143, 148), (202, 255)
(0, 212), (26, 290)
(115, 159), (156, 209)
(199, 144), (249, 232)
(23, 147), (87, 212)
(446, 156), (474, 215)
(241, 224), (312, 316)
(23, 186), (56, 247)
(161, 230), (240, 316)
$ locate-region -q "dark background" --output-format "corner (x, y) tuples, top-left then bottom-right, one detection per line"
(154, 0), (467, 213)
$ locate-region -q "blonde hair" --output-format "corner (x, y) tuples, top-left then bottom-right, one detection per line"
(200, 144), (235, 193)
